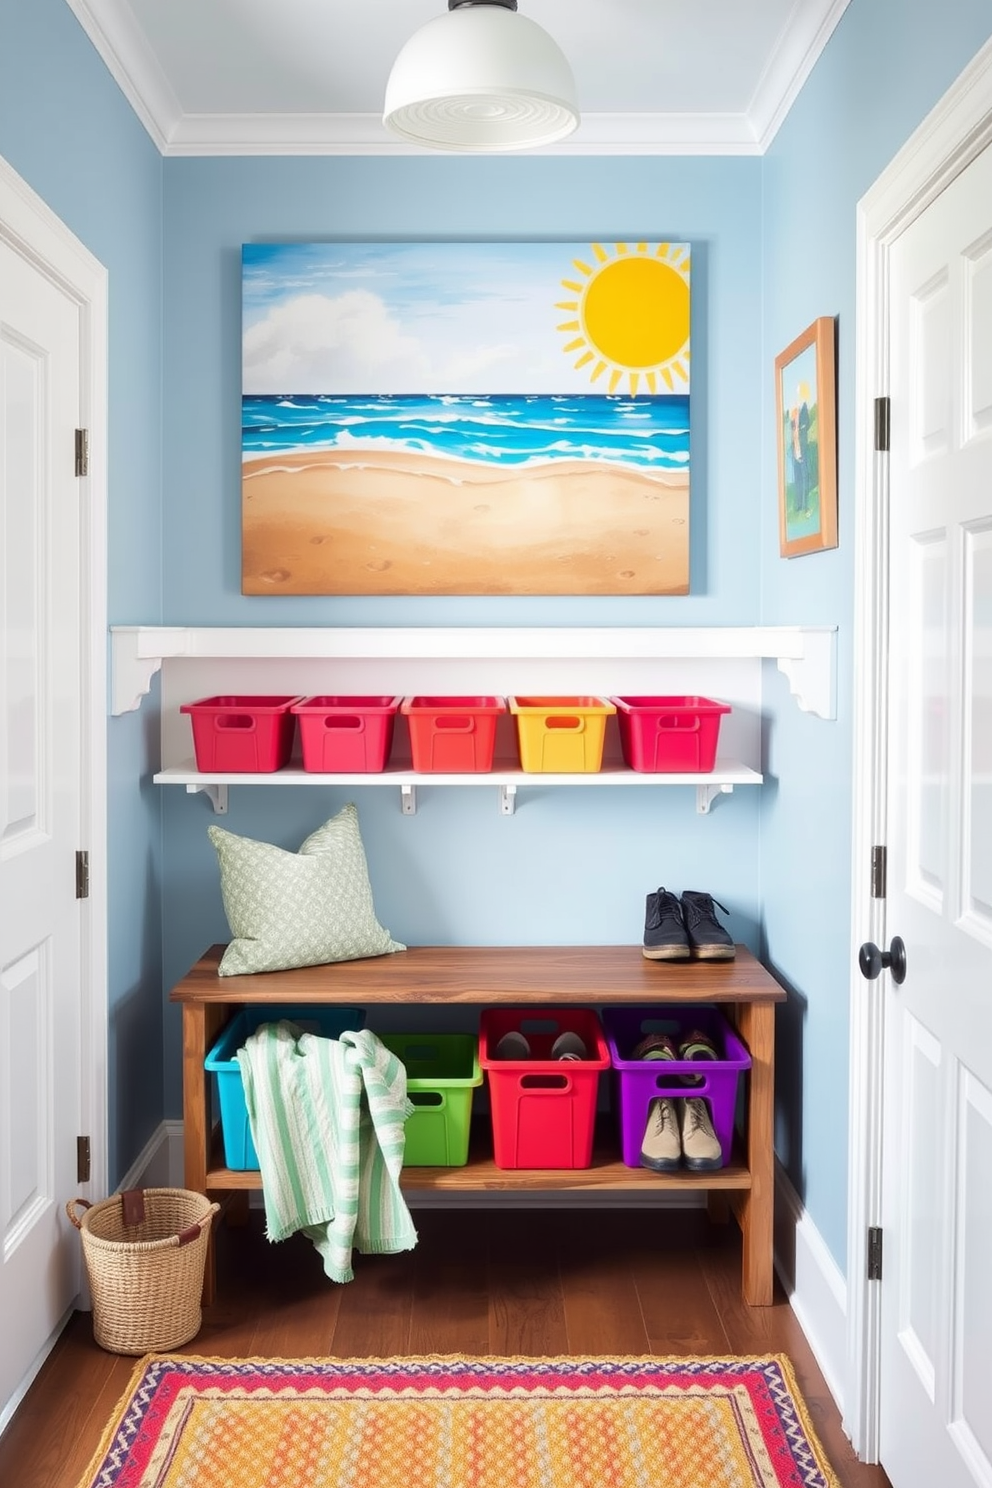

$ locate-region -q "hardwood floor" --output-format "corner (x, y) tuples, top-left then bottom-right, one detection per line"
(0, 1206), (890, 1488)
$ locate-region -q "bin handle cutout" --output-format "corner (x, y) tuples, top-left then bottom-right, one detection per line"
(409, 1091), (445, 1108)
(434, 715), (474, 731)
(324, 715), (364, 731)
(519, 1073), (570, 1090)
(517, 1018), (562, 1036)
(653, 1070), (712, 1092)
(402, 1043), (440, 1061)
(633, 1018), (683, 1041)
(215, 713), (255, 731)
(658, 714), (701, 732)
(545, 715), (583, 731)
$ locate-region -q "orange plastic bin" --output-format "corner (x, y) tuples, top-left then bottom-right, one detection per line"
(400, 696), (505, 773)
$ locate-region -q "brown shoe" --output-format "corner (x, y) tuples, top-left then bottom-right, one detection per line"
(678, 1028), (719, 1085)
(631, 1031), (677, 1062)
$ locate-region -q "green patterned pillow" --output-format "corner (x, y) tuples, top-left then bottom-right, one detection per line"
(208, 803), (405, 976)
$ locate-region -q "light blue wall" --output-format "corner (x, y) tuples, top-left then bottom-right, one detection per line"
(7, 0), (990, 1253)
(158, 154), (767, 1114)
(759, 0), (992, 1265)
(161, 156), (763, 627)
(0, 0), (165, 1183)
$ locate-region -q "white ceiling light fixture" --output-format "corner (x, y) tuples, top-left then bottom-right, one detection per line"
(383, 0), (579, 153)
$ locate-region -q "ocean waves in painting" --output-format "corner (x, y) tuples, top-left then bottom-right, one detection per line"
(242, 393), (689, 473)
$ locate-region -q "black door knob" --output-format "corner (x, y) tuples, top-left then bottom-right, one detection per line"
(858, 936), (907, 985)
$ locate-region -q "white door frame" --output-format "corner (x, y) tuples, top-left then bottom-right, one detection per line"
(845, 36), (992, 1463)
(0, 155), (108, 1257)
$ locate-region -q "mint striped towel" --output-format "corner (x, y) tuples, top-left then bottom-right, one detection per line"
(237, 1022), (417, 1282)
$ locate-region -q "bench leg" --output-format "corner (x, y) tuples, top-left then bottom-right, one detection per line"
(734, 1001), (775, 1305)
(183, 1002), (220, 1305)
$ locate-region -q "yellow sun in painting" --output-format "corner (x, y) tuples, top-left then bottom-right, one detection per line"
(557, 242), (691, 394)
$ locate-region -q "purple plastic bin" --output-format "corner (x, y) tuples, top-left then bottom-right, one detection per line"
(602, 1005), (751, 1168)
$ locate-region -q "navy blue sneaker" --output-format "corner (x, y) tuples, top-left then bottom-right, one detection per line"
(642, 888), (690, 961)
(680, 891), (735, 960)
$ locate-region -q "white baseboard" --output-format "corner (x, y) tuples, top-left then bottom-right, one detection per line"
(0, 1305), (76, 1439)
(119, 1119), (185, 1191)
(774, 1163), (848, 1417)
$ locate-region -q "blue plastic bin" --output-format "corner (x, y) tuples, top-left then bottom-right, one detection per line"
(205, 1004), (365, 1169)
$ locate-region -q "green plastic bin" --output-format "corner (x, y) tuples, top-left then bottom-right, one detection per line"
(380, 1032), (482, 1166)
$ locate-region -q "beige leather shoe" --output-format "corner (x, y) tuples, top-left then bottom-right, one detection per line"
(640, 1097), (681, 1172)
(679, 1097), (723, 1170)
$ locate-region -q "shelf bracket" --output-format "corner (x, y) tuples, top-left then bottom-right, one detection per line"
(696, 782), (733, 814)
(777, 627), (837, 719)
(400, 784), (417, 816)
(110, 626), (191, 714)
(499, 784), (517, 816)
(187, 782), (228, 814)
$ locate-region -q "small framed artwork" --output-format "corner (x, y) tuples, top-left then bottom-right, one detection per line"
(774, 316), (837, 557)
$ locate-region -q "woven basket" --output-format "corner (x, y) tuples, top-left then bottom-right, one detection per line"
(67, 1188), (219, 1355)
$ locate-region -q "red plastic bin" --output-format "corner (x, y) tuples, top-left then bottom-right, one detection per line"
(601, 1005), (751, 1168)
(180, 695), (299, 772)
(612, 695), (731, 773)
(401, 696), (505, 773)
(479, 1008), (610, 1169)
(292, 695), (401, 773)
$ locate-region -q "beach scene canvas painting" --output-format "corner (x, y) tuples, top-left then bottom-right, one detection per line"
(242, 241), (691, 595)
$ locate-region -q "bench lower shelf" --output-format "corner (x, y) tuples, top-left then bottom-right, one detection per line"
(205, 1122), (751, 1193)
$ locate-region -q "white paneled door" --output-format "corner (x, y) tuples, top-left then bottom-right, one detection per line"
(882, 140), (992, 1488)
(0, 234), (84, 1412)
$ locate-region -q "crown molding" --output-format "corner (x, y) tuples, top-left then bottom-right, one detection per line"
(749, 0), (851, 150)
(64, 0), (182, 152)
(66, 0), (848, 159)
(164, 110), (762, 157)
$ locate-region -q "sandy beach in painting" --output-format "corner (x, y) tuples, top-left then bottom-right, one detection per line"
(242, 450), (689, 596)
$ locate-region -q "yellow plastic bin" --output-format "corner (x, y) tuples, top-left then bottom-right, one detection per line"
(508, 695), (616, 773)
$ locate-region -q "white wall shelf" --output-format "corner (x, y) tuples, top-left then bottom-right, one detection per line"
(112, 624), (833, 817)
(111, 624), (837, 719)
(153, 759), (763, 816)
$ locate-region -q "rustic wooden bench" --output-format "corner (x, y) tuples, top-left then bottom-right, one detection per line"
(171, 943), (784, 1304)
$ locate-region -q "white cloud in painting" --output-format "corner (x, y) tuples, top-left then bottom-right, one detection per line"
(243, 289), (525, 394)
(243, 291), (428, 393)
(243, 284), (561, 394)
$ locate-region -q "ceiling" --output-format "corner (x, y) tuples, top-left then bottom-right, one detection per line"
(67, 0), (849, 156)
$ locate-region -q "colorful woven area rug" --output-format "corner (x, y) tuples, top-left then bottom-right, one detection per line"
(78, 1354), (842, 1488)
